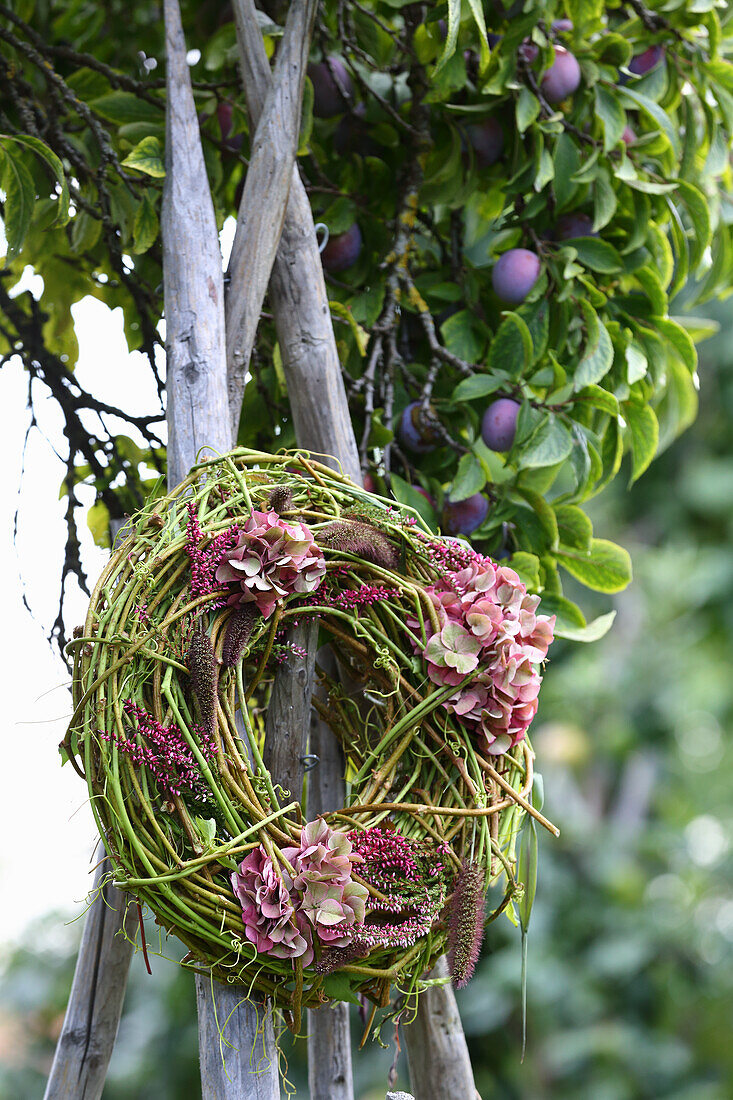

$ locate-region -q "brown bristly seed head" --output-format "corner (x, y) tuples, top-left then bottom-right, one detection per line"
(319, 520), (399, 570)
(315, 942), (368, 974)
(221, 605), (259, 668)
(266, 485), (294, 513)
(447, 859), (487, 989)
(187, 624), (219, 739)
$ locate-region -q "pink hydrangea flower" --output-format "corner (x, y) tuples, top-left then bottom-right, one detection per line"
(216, 510), (326, 619)
(282, 819), (368, 949)
(413, 554), (555, 755)
(231, 848), (312, 963)
(232, 820), (367, 966)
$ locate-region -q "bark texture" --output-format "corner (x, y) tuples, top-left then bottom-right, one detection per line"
(403, 958), (478, 1100)
(226, 0), (317, 440)
(43, 862), (137, 1100)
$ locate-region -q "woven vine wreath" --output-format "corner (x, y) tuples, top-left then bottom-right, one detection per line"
(64, 448), (558, 1034)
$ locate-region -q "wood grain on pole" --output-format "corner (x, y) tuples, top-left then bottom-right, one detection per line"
(232, 8), (360, 1096)
(195, 975), (279, 1100)
(226, 0), (317, 442)
(162, 0), (230, 480)
(162, 2), (278, 1096)
(307, 693), (354, 1100)
(262, 618), (318, 800)
(402, 958), (477, 1100)
(231, 0), (361, 483)
(44, 863), (137, 1100)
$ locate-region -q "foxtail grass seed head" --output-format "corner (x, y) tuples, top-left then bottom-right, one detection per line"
(221, 605), (259, 668)
(447, 860), (487, 988)
(319, 520), (399, 570)
(187, 624), (219, 739)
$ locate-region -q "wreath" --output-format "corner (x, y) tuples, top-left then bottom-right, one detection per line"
(64, 449), (557, 1034)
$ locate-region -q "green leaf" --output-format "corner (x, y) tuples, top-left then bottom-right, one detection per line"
(298, 74), (314, 155)
(554, 504), (592, 552)
(321, 972), (362, 1005)
(555, 609), (617, 642)
(520, 416), (573, 469)
(670, 179), (711, 272)
(133, 191), (159, 254)
(655, 317), (697, 374)
(434, 0), (459, 73)
(440, 309), (487, 363)
(595, 85), (626, 152)
(618, 87), (680, 154)
(86, 501), (111, 548)
(517, 815), (538, 934)
(0, 147), (35, 256)
(517, 488), (559, 549)
(122, 136), (165, 178)
(516, 86), (540, 133)
(624, 402), (659, 483)
(574, 303), (614, 389)
(389, 473), (439, 530)
(568, 237), (622, 273)
(487, 312), (533, 377)
(593, 172), (618, 232)
(452, 374), (503, 402)
(91, 91), (163, 125)
(1, 134), (70, 227)
(536, 594), (586, 633)
(510, 551), (541, 590)
(71, 208), (102, 253)
(451, 453), (487, 501)
(329, 300), (369, 355)
(555, 538), (632, 593)
(626, 342), (648, 385)
(577, 384), (619, 417)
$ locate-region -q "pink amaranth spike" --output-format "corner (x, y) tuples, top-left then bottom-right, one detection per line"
(100, 700), (217, 801)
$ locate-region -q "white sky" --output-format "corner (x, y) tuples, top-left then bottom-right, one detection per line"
(0, 221), (237, 957)
(0, 295), (164, 954)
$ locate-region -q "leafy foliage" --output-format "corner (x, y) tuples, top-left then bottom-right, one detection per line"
(1, 1), (733, 636)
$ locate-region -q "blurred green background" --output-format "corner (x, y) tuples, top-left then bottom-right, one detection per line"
(2, 309), (732, 1100)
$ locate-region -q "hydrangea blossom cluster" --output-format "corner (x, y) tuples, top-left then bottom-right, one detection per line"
(348, 828), (449, 950)
(231, 820), (367, 965)
(415, 555), (555, 755)
(216, 509), (326, 619)
(100, 700), (217, 801)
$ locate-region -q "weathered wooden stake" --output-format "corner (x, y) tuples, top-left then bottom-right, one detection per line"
(44, 864), (137, 1100)
(162, 1), (281, 1096)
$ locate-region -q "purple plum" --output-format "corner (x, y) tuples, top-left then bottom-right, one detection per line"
(551, 18), (573, 33)
(628, 45), (665, 76)
(321, 224), (362, 273)
(481, 398), (520, 452)
(541, 46), (581, 104)
(398, 402), (439, 454)
(553, 212), (596, 240)
(217, 101), (233, 139)
(622, 125), (636, 146)
(492, 249), (541, 305)
(518, 39), (539, 64)
(466, 117), (504, 168)
(308, 56), (353, 118)
(443, 493), (489, 535)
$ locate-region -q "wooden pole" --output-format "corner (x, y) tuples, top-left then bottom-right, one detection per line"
(43, 864), (137, 1100)
(402, 959), (477, 1100)
(231, 6), (361, 1096)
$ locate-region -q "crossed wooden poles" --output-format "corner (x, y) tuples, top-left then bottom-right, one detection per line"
(44, 3), (477, 1097)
